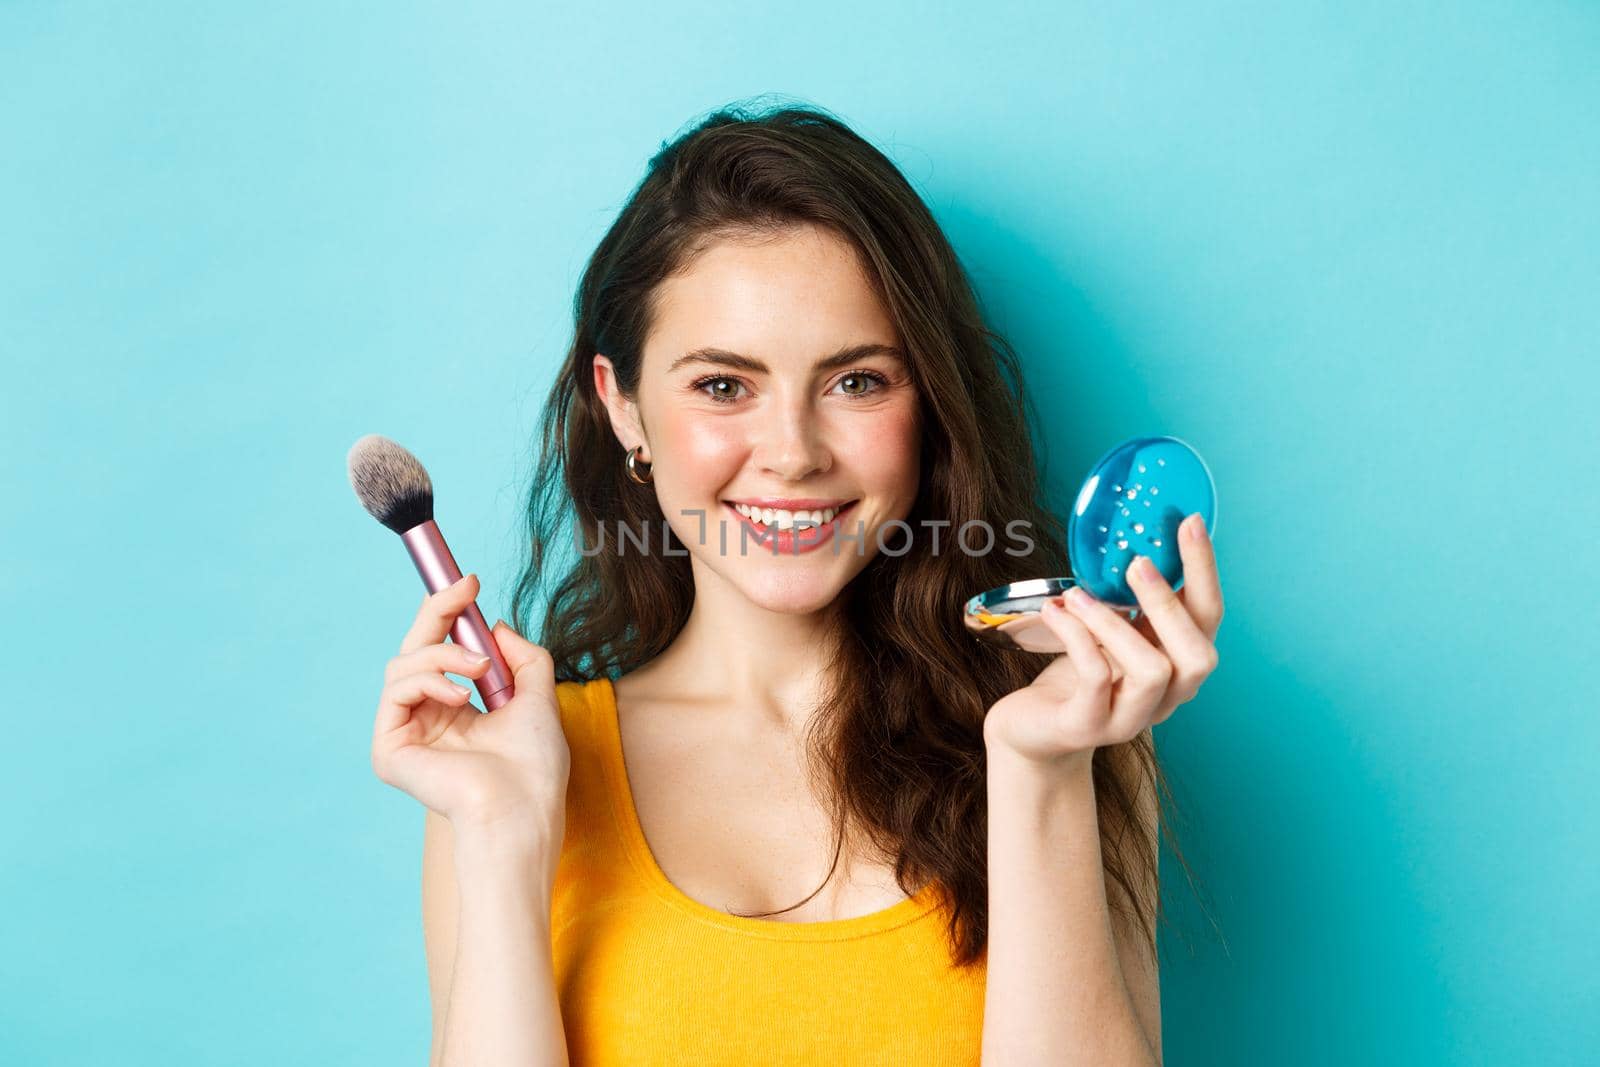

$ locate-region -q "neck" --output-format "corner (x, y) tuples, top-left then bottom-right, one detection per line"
(640, 557), (849, 735)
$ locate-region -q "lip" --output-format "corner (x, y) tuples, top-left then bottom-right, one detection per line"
(721, 497), (856, 510)
(722, 499), (859, 555)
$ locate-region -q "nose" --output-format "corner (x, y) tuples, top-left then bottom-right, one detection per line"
(754, 391), (833, 481)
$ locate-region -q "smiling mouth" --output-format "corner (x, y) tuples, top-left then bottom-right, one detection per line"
(721, 499), (858, 533)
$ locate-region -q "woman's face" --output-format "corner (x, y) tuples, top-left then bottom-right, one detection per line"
(596, 222), (922, 615)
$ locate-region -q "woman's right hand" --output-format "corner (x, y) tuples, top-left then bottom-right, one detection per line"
(369, 574), (571, 840)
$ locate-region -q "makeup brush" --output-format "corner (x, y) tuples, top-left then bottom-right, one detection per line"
(346, 434), (515, 711)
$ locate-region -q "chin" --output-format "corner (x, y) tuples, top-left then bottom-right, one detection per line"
(733, 571), (848, 616)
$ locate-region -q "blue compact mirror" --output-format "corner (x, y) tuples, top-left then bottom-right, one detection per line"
(963, 435), (1217, 653)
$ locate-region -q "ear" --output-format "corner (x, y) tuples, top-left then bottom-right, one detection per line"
(592, 354), (647, 453)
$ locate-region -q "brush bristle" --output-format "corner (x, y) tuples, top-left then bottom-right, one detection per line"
(347, 434), (435, 535)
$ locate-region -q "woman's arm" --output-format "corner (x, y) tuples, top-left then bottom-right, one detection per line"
(981, 739), (1161, 1066)
(427, 814), (569, 1067)
(980, 523), (1221, 1063)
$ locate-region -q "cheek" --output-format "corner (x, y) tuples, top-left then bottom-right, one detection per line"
(656, 413), (746, 486)
(845, 403), (920, 497)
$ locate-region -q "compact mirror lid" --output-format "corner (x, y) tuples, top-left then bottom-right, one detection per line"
(961, 433), (1217, 652)
(1066, 434), (1217, 607)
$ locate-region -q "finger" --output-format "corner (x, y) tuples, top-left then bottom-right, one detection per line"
(1125, 554), (1218, 688)
(1042, 599), (1159, 747)
(375, 670), (474, 736)
(1062, 586), (1171, 732)
(1175, 512), (1224, 640)
(489, 619), (555, 682)
(385, 641), (495, 685)
(1036, 600), (1114, 720)
(485, 619), (557, 716)
(398, 574), (480, 655)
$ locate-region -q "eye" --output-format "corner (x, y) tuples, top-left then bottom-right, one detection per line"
(688, 375), (748, 404)
(686, 369), (892, 406)
(833, 370), (890, 398)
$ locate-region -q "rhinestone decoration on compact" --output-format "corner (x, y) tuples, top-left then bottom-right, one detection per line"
(1066, 435), (1217, 607)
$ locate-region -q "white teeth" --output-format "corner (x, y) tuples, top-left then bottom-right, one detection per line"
(730, 503), (844, 529)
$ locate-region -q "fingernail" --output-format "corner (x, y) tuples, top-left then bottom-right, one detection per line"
(472, 654), (491, 667)
(1184, 513), (1207, 543)
(452, 683), (471, 696)
(1066, 586), (1093, 609)
(1131, 555), (1156, 582)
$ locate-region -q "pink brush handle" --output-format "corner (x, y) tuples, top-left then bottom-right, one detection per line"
(399, 519), (515, 711)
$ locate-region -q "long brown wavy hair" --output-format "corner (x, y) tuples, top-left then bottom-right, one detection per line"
(510, 97), (1204, 969)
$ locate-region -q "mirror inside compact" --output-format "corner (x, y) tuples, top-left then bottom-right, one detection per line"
(963, 435), (1217, 653)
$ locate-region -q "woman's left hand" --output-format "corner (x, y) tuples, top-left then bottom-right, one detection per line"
(982, 512), (1224, 770)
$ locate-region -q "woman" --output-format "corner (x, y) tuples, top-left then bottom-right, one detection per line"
(371, 100), (1222, 1065)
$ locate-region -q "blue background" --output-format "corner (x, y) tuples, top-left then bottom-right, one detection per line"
(3, 2), (1595, 1063)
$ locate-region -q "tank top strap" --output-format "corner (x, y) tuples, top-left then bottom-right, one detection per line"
(553, 677), (605, 754)
(552, 677), (627, 858)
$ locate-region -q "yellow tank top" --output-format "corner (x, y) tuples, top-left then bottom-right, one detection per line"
(549, 676), (988, 1064)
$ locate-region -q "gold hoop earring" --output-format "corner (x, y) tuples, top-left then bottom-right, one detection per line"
(625, 445), (653, 484)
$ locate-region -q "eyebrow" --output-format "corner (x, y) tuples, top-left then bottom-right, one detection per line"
(667, 343), (905, 375)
